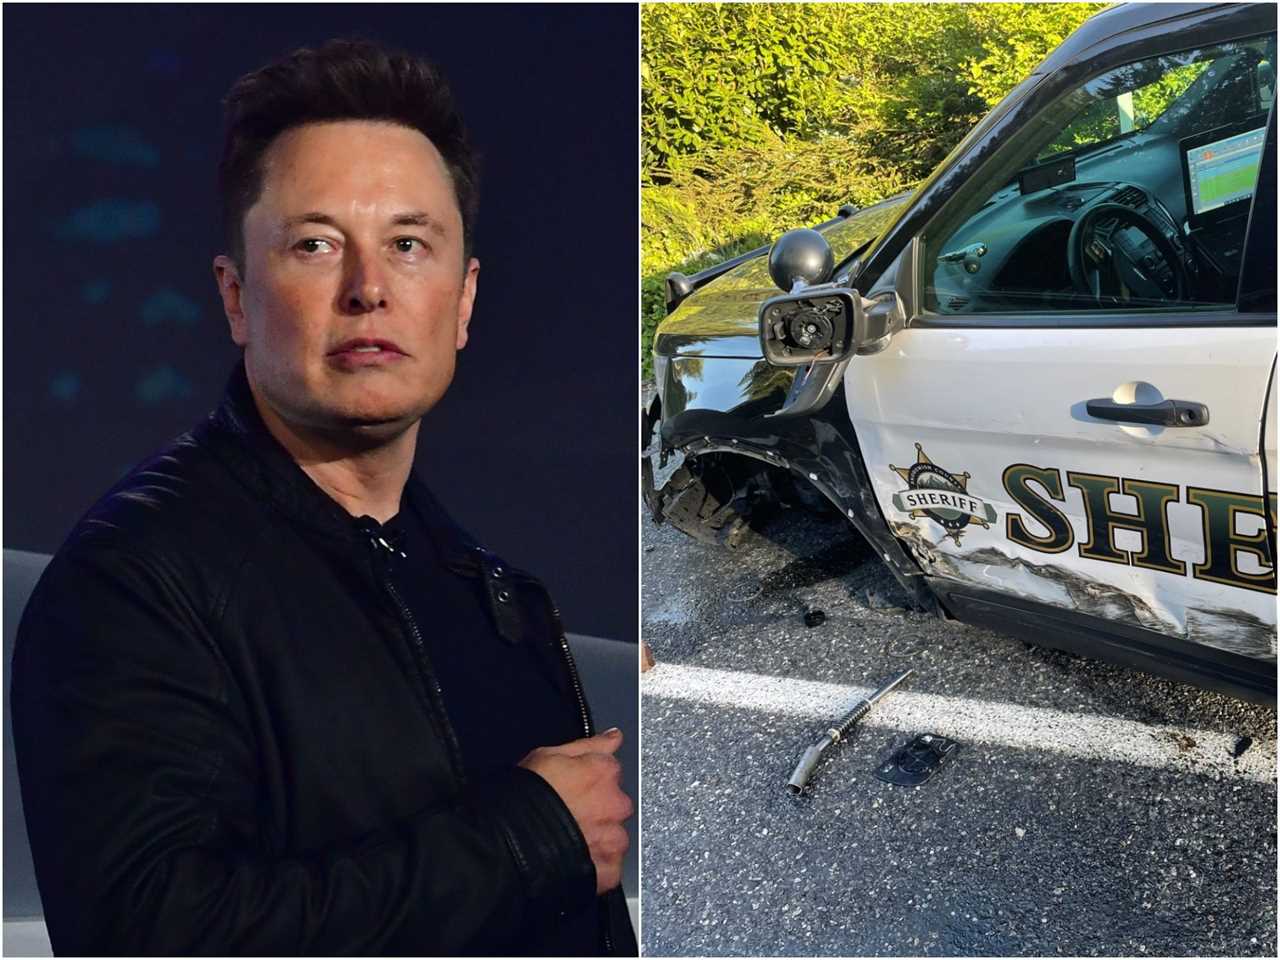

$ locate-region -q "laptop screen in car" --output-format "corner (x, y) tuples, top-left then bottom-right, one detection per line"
(1182, 117), (1267, 227)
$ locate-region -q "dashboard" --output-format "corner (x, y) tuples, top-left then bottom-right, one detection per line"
(928, 128), (1252, 313)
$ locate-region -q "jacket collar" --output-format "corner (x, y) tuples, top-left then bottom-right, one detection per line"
(200, 358), (479, 566)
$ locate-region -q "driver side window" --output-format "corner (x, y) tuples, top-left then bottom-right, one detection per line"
(923, 34), (1276, 317)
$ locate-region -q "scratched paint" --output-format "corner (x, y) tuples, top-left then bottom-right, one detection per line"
(894, 519), (1276, 661)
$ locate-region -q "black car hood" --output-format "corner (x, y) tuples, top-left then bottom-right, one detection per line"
(654, 192), (913, 358)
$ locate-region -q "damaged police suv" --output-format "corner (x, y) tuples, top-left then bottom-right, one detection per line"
(644, 2), (1278, 703)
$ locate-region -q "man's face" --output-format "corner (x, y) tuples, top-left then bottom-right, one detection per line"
(214, 120), (479, 441)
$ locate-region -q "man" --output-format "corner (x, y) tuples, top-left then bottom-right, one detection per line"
(10, 39), (636, 956)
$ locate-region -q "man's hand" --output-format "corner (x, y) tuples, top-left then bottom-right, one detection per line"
(519, 728), (633, 894)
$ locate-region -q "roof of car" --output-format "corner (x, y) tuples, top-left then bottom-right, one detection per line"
(1038, 3), (1254, 73)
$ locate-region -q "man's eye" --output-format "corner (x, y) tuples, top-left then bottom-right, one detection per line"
(394, 237), (427, 254)
(296, 238), (335, 255)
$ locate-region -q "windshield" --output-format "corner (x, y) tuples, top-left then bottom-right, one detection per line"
(1036, 35), (1276, 162)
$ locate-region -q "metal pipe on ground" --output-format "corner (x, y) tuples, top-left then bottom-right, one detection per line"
(787, 669), (914, 794)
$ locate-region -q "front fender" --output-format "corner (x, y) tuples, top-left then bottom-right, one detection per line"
(650, 372), (937, 612)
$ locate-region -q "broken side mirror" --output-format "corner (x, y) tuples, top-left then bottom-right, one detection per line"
(758, 285), (864, 366)
(760, 228), (852, 366)
(759, 228), (905, 366)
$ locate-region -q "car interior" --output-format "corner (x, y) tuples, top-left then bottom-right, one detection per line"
(926, 33), (1277, 315)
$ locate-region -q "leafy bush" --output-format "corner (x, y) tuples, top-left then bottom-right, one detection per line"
(641, 183), (777, 379)
(964, 2), (1105, 107)
(642, 4), (858, 179)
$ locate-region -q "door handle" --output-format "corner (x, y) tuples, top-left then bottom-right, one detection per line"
(1085, 397), (1209, 427)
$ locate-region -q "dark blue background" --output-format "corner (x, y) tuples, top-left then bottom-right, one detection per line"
(3, 3), (638, 642)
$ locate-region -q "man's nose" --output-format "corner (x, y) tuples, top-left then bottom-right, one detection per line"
(340, 247), (388, 313)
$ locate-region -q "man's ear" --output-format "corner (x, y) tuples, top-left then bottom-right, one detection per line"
(455, 257), (480, 350)
(213, 255), (249, 347)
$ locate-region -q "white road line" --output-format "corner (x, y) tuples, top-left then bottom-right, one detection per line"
(643, 663), (1277, 784)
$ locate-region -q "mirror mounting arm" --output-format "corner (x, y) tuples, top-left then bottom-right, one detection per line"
(855, 292), (907, 356)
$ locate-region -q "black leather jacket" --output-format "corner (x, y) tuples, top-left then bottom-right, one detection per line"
(9, 361), (637, 956)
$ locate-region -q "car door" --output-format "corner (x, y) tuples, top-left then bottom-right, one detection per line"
(847, 32), (1277, 669)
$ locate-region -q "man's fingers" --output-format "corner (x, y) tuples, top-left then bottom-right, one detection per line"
(586, 752), (623, 783)
(539, 727), (624, 758)
(524, 729), (632, 898)
(591, 824), (630, 863)
(610, 788), (634, 823)
(591, 824), (628, 894)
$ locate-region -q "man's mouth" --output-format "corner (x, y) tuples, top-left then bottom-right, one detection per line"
(326, 338), (411, 368)
(328, 338), (407, 356)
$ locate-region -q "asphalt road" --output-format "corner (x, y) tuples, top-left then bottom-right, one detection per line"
(640, 500), (1277, 957)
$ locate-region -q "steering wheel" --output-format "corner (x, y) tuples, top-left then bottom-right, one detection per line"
(1067, 201), (1189, 304)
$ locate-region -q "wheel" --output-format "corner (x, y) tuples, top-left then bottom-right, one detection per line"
(1067, 200), (1189, 304)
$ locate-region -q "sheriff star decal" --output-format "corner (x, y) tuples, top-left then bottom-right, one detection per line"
(890, 443), (997, 545)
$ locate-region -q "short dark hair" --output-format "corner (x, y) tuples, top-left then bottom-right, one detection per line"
(218, 38), (479, 275)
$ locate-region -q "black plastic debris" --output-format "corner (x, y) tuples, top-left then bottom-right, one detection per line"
(874, 733), (960, 786)
(803, 607), (826, 627)
(1231, 735), (1253, 759)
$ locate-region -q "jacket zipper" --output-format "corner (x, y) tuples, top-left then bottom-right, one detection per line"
(368, 534), (468, 785)
(553, 616), (593, 737)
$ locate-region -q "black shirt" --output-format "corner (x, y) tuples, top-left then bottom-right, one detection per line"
(356, 484), (602, 955)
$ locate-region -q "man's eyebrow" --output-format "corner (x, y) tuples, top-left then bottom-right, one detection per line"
(280, 211), (446, 237)
(390, 212), (447, 237)
(280, 212), (341, 231)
